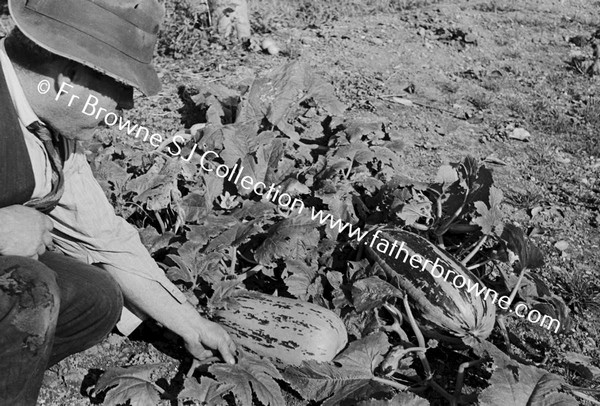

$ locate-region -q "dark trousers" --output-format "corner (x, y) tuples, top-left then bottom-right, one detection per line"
(0, 252), (123, 405)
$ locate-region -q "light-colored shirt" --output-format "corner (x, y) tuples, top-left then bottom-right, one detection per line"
(0, 40), (187, 334)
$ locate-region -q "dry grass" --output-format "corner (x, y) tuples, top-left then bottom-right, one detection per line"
(248, 0), (439, 29)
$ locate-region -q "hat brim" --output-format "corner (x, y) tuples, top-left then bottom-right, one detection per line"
(8, 0), (162, 96)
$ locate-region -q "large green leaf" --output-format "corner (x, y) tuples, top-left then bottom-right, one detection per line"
(94, 364), (165, 406)
(475, 341), (578, 406)
(208, 351), (286, 406)
(255, 214), (320, 264)
(283, 332), (394, 406)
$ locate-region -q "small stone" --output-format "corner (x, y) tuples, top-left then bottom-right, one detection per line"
(508, 127), (531, 141)
(555, 240), (569, 251)
(370, 37), (384, 45)
(464, 33), (477, 44)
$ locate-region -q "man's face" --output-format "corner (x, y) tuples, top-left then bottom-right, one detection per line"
(42, 62), (134, 140)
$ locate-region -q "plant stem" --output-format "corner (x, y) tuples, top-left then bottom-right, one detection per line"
(461, 235), (487, 266)
(403, 296), (432, 379)
(372, 376), (409, 391)
(229, 246), (237, 274)
(355, 244), (364, 261)
(507, 266), (528, 306)
(570, 390), (600, 405)
(382, 345), (427, 376)
(437, 235), (445, 249)
(453, 359), (485, 404)
(429, 380), (454, 403)
(403, 296), (425, 348)
(467, 259), (491, 271)
(151, 382), (166, 395)
(411, 223), (429, 231)
(154, 211), (165, 234)
(344, 160), (353, 179)
(436, 188), (469, 236)
(496, 314), (512, 354)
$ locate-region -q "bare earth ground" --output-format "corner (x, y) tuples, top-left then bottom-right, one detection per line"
(1, 0), (599, 404)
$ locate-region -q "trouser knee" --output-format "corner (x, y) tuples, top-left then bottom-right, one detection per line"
(0, 256), (61, 354)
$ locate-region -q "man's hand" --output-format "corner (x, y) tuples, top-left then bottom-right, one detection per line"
(0, 205), (54, 259)
(183, 318), (237, 365)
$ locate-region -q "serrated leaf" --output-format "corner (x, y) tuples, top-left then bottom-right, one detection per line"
(208, 351), (286, 406)
(479, 363), (578, 406)
(343, 308), (383, 339)
(232, 200), (277, 220)
(283, 332), (395, 405)
(355, 392), (430, 406)
(432, 156), (494, 235)
(528, 293), (571, 333)
(255, 215), (320, 264)
(94, 364), (164, 406)
(347, 259), (370, 282)
(139, 227), (177, 254)
(204, 220), (259, 252)
(472, 185), (504, 236)
(351, 276), (403, 312)
(327, 270), (352, 309)
(207, 279), (245, 309)
(129, 159), (182, 211)
(501, 223), (545, 271)
(284, 259), (317, 300)
(398, 190), (433, 226)
(317, 181), (359, 240)
(473, 341), (578, 406)
(334, 143), (375, 165)
(565, 352), (600, 380)
(435, 164), (458, 185)
(238, 61), (346, 139)
(370, 146), (401, 169)
(179, 376), (233, 406)
(93, 159), (131, 195)
(201, 171), (225, 211)
(180, 192), (208, 223)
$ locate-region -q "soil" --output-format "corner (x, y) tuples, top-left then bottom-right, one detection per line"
(1, 0), (598, 404)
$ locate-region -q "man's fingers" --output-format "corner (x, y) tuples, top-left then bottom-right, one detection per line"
(42, 231), (53, 246)
(36, 244), (46, 256)
(186, 341), (214, 362)
(197, 349), (213, 360)
(219, 340), (236, 365)
(43, 216), (54, 230)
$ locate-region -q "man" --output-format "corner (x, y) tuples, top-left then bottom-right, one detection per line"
(0, 1), (237, 404)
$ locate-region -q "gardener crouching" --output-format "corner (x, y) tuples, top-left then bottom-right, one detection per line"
(0, 1), (239, 404)
(0, 1), (348, 404)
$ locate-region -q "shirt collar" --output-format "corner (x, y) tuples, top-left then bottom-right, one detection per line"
(0, 38), (41, 128)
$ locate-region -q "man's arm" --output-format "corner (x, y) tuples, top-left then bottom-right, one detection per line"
(102, 263), (236, 364)
(49, 145), (236, 364)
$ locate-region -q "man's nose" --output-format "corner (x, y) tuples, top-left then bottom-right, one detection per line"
(117, 85), (134, 110)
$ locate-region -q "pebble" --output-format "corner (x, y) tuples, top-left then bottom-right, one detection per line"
(554, 240), (569, 251)
(508, 127), (531, 141)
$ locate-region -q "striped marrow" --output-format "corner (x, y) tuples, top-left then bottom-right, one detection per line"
(213, 293), (348, 366)
(365, 228), (496, 342)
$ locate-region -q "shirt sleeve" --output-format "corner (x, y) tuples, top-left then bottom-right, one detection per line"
(48, 141), (187, 305)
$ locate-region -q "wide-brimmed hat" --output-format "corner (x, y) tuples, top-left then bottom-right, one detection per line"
(8, 0), (164, 96)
